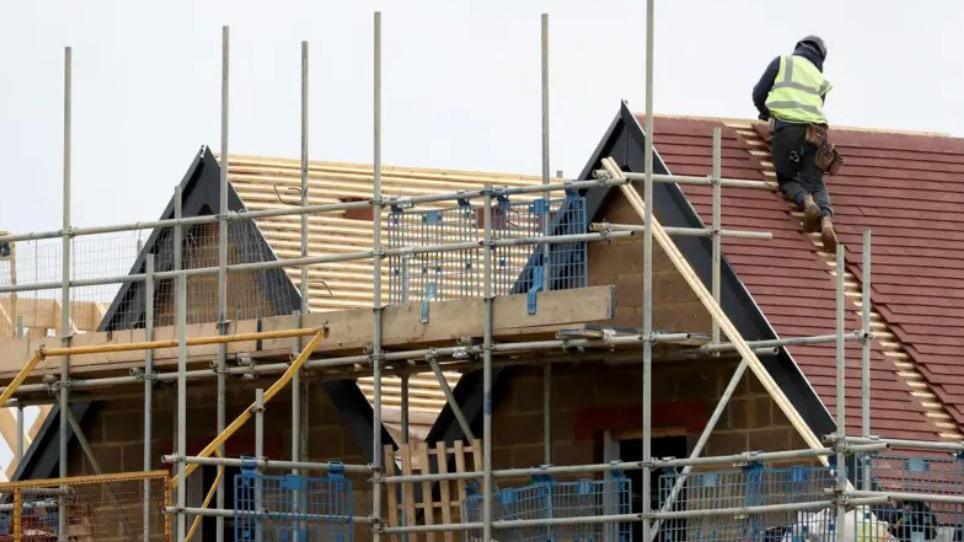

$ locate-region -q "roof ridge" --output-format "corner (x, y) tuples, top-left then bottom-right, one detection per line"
(731, 125), (963, 441)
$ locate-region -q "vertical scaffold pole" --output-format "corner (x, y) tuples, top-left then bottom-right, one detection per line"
(216, 25), (230, 542)
(642, 1), (655, 540)
(294, 38), (309, 541)
(861, 230), (871, 491)
(540, 13), (552, 466)
(540, 13), (551, 289)
(174, 184), (187, 542)
(711, 127), (722, 345)
(400, 374), (410, 445)
(400, 370), (409, 542)
(175, 182), (186, 542)
(58, 45), (72, 542)
(543, 362), (551, 464)
(372, 12), (384, 542)
(143, 254), (155, 542)
(834, 242), (846, 527)
(482, 188), (494, 542)
(295, 39), (309, 465)
(255, 388), (265, 542)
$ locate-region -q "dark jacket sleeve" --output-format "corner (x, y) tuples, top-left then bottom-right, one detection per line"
(752, 57), (780, 120)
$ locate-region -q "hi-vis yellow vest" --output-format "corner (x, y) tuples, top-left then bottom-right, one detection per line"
(765, 55), (832, 124)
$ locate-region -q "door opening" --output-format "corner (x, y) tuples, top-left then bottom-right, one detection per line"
(619, 435), (688, 542)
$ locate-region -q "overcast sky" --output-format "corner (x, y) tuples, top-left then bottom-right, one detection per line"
(1, 0), (962, 235)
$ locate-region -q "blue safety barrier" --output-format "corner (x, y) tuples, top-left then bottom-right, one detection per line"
(235, 457), (353, 542)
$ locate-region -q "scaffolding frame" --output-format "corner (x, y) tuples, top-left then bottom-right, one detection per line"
(0, 3), (959, 542)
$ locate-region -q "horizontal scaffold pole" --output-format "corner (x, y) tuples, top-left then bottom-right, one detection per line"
(590, 222), (772, 240)
(0, 176), (629, 244)
(39, 327), (320, 358)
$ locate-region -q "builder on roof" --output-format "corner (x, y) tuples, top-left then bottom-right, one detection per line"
(752, 35), (840, 252)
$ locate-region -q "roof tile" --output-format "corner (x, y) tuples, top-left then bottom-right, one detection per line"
(650, 115), (964, 441)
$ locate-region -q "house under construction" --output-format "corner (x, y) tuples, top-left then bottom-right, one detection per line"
(1, 5), (963, 542)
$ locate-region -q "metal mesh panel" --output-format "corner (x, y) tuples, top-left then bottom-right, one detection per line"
(388, 201), (480, 305)
(0, 219), (300, 335)
(386, 192), (587, 305)
(0, 471), (170, 541)
(859, 453), (964, 542)
(234, 462), (353, 542)
(0, 234), (142, 339)
(493, 192), (587, 296)
(657, 464), (835, 542)
(463, 473), (632, 542)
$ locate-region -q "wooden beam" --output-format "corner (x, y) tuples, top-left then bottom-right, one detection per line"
(0, 285), (615, 380)
(273, 284), (616, 352)
(0, 298), (104, 333)
(0, 408), (18, 457)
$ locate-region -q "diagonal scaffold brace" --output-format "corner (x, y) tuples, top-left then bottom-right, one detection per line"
(172, 327), (328, 486)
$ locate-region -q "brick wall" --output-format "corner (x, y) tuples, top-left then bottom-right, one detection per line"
(489, 191), (806, 469)
(64, 378), (374, 539)
(588, 193), (710, 333)
(491, 359), (806, 471)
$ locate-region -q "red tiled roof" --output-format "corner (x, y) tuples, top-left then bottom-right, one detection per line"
(644, 115), (964, 441)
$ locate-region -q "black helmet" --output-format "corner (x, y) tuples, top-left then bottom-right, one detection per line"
(796, 35), (827, 59)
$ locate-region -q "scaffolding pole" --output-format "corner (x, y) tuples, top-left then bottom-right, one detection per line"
(143, 254), (155, 542)
(710, 127), (722, 345)
(0, 176), (630, 246)
(641, 5), (656, 542)
(543, 361), (551, 464)
(372, 12), (384, 542)
(254, 388), (265, 542)
(0, 329), (859, 403)
(293, 38), (310, 542)
(175, 182), (187, 542)
(844, 435), (964, 452)
(540, 12), (551, 293)
(0, 228), (642, 295)
(400, 374), (410, 445)
(541, 13), (552, 466)
(834, 242), (846, 530)
(215, 25), (230, 542)
(167, 454), (373, 473)
(482, 187), (494, 542)
(624, 171), (770, 189)
(58, 45), (71, 542)
(861, 230), (872, 492)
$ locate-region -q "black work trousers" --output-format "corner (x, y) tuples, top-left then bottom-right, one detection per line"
(771, 123), (833, 217)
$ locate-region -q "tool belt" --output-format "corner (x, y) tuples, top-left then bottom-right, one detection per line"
(805, 124), (844, 175)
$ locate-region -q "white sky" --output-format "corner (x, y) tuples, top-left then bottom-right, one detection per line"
(1, 0), (962, 235)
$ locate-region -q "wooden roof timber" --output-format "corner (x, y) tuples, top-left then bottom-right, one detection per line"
(0, 297), (106, 337)
(227, 155), (561, 317)
(224, 154), (542, 184)
(0, 286), (616, 383)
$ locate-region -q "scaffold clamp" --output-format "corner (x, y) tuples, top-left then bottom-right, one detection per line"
(239, 455), (258, 476)
(527, 265), (545, 315)
(421, 281), (437, 324)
